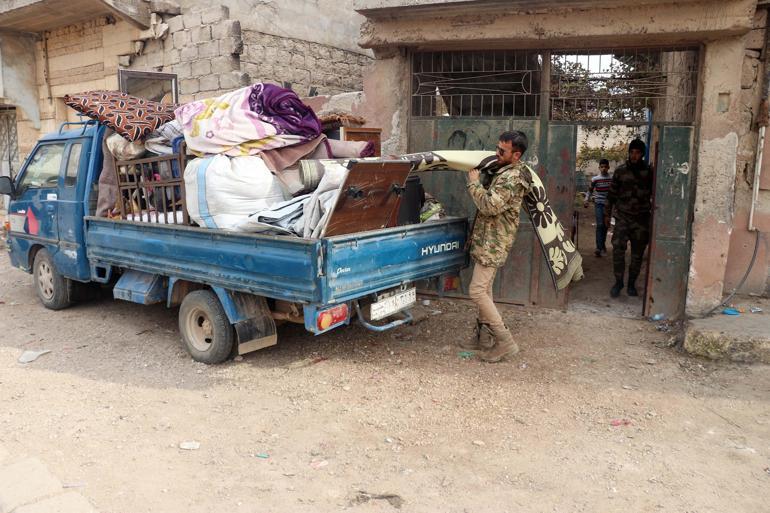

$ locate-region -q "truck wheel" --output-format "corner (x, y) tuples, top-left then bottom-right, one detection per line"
(179, 290), (235, 364)
(33, 249), (72, 310)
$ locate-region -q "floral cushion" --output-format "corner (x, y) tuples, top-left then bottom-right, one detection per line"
(63, 90), (176, 142)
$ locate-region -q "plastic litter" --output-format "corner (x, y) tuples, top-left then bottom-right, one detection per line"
(650, 313), (665, 321)
(179, 441), (200, 450)
(750, 306), (763, 313)
(255, 452), (269, 459)
(458, 351), (475, 360)
(18, 349), (51, 364)
(722, 308), (741, 316)
(610, 419), (632, 427)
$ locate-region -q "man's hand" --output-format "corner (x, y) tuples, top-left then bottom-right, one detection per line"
(468, 168), (480, 183)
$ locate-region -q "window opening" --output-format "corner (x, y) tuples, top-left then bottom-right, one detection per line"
(550, 47), (699, 123)
(18, 143), (66, 189)
(411, 50), (542, 118)
(118, 70), (178, 103)
(64, 143), (83, 187)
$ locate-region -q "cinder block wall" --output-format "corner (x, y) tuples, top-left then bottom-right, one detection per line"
(241, 30), (372, 97)
(16, 5), (372, 157)
(18, 17), (141, 157)
(130, 6), (249, 102)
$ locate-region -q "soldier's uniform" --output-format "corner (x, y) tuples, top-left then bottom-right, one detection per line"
(606, 159), (653, 289)
(466, 160), (531, 349)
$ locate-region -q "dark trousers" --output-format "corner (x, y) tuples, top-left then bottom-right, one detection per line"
(612, 213), (650, 282)
(594, 203), (608, 251)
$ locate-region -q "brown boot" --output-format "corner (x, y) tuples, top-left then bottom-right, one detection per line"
(458, 321), (480, 350)
(478, 323), (496, 350)
(479, 328), (519, 363)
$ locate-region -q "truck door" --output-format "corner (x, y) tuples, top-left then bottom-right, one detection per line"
(7, 142), (66, 270)
(54, 139), (91, 279)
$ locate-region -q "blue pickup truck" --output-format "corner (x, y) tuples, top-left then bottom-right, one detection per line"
(0, 121), (467, 363)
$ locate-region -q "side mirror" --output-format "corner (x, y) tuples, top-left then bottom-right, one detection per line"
(0, 176), (15, 197)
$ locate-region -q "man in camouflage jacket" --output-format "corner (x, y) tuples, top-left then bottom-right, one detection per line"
(461, 131), (532, 363)
(604, 139), (653, 298)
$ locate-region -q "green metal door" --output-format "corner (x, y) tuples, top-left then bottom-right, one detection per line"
(645, 125), (695, 319)
(409, 118), (575, 307)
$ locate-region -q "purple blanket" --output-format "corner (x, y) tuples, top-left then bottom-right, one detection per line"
(248, 83), (321, 140)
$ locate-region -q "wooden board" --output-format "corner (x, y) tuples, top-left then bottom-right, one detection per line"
(323, 161), (413, 237)
(342, 127), (383, 157)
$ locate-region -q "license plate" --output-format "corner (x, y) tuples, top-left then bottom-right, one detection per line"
(370, 287), (416, 321)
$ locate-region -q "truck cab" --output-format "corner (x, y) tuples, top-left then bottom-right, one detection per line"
(1, 121), (105, 307)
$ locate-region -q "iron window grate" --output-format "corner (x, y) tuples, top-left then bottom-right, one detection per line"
(550, 47), (700, 123)
(411, 50), (542, 118)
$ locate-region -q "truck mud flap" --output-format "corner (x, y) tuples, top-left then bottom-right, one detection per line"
(211, 287), (277, 355)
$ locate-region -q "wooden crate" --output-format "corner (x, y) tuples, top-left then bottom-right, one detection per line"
(113, 146), (189, 225)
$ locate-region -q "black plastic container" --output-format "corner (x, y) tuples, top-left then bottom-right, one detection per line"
(397, 175), (425, 226)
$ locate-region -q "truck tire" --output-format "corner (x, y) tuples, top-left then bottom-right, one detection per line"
(179, 290), (235, 364)
(33, 249), (72, 310)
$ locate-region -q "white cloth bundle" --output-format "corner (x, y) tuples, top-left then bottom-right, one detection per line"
(184, 154), (287, 230)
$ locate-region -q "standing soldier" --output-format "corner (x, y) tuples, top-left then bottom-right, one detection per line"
(460, 131), (532, 362)
(605, 139), (653, 298)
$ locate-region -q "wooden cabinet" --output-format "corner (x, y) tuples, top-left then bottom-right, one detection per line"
(341, 127), (382, 157)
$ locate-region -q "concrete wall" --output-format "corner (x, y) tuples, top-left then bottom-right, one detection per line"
(723, 8), (770, 297)
(16, 16), (141, 157)
(6, 1), (372, 160)
(177, 0), (368, 55)
(0, 34), (40, 132)
(241, 30), (372, 97)
(130, 6), (249, 103)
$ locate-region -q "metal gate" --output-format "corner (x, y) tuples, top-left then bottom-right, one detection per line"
(0, 107), (19, 178)
(408, 47), (700, 314)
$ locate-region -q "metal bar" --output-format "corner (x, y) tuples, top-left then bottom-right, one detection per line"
(354, 301), (413, 332)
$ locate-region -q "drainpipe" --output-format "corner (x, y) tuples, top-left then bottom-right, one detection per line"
(750, 7), (770, 231)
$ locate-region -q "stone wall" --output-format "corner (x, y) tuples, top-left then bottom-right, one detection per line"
(19, 17), (141, 157)
(723, 7), (770, 296)
(10, 3), (371, 160)
(241, 30), (371, 97)
(129, 6), (249, 102)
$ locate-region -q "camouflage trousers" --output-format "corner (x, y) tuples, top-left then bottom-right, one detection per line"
(611, 213), (650, 282)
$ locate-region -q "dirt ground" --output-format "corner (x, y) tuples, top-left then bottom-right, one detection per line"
(1, 253), (769, 513)
(569, 204), (646, 318)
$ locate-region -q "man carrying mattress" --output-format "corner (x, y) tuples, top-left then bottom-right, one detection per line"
(461, 131), (532, 363)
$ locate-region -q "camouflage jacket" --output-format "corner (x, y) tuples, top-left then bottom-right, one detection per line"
(607, 161), (653, 221)
(466, 161), (531, 268)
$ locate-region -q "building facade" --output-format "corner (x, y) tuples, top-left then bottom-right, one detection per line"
(0, 0), (372, 162)
(353, 0), (770, 316)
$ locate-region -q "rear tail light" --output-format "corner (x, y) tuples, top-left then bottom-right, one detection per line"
(442, 275), (460, 292)
(317, 303), (349, 331)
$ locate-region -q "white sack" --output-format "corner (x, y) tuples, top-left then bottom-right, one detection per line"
(184, 154), (287, 230)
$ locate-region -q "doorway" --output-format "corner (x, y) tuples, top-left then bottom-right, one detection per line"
(407, 46), (699, 319)
(0, 106), (19, 212)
